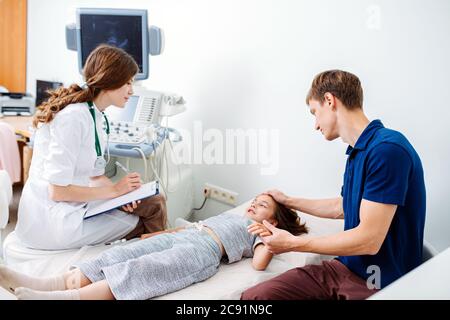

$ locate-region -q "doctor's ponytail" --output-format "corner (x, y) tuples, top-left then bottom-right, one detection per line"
(32, 84), (95, 127)
(33, 44), (139, 128)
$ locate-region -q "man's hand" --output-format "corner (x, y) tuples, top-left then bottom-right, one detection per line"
(263, 189), (289, 207)
(121, 200), (141, 213)
(260, 220), (300, 254)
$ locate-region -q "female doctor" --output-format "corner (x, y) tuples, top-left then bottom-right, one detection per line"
(15, 45), (167, 250)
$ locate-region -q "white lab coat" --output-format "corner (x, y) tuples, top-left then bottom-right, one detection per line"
(15, 103), (138, 250)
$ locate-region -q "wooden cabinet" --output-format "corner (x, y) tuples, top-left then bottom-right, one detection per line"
(0, 0), (27, 92)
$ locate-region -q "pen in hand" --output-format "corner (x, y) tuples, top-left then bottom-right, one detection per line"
(115, 161), (142, 212)
(115, 161), (143, 183)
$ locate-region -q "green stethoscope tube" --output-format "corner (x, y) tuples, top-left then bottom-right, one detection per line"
(87, 101), (110, 157)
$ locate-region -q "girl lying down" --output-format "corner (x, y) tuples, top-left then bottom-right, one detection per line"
(0, 194), (308, 300)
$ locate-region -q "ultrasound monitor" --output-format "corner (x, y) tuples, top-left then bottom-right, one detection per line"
(76, 8), (149, 80)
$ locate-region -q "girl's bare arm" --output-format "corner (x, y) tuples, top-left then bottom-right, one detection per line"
(252, 243), (274, 271)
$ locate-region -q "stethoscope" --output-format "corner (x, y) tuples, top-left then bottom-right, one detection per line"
(87, 101), (110, 169)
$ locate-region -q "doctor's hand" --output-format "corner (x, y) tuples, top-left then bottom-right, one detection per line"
(264, 189), (289, 207)
(121, 200), (141, 213)
(114, 173), (142, 196)
(260, 220), (298, 254)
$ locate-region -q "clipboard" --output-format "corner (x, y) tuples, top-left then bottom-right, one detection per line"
(84, 181), (159, 219)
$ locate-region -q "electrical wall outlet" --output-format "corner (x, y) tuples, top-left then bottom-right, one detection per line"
(204, 183), (238, 206)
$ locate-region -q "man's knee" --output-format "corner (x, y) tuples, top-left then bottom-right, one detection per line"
(241, 283), (275, 300)
(241, 267), (318, 300)
(241, 286), (259, 300)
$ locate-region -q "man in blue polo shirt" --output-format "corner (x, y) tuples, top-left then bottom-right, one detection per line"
(242, 70), (426, 300)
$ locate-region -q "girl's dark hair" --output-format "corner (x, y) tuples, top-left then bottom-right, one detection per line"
(269, 195), (308, 236)
(33, 44), (139, 128)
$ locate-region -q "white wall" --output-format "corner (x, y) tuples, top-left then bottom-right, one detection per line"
(27, 0), (450, 251)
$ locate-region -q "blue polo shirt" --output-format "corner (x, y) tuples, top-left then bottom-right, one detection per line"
(337, 120), (426, 289)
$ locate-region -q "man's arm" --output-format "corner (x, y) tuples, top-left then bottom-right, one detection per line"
(266, 190), (344, 219)
(286, 197), (344, 219)
(262, 199), (396, 256)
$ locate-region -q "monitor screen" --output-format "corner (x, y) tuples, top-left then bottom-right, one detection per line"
(104, 95), (139, 122)
(77, 8), (149, 80)
(35, 80), (63, 107)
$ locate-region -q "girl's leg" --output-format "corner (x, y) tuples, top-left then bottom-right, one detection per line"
(15, 280), (114, 300)
(0, 265), (93, 293)
(0, 265), (65, 293)
(100, 235), (220, 300)
(78, 280), (115, 300)
(77, 231), (178, 285)
(63, 268), (92, 290)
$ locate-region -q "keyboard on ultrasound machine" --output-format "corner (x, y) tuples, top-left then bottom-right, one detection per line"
(106, 120), (148, 145)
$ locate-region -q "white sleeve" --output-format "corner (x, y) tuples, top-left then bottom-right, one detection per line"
(42, 112), (84, 186)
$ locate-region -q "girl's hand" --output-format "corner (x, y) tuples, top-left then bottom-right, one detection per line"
(121, 200), (141, 213)
(247, 222), (272, 237)
(260, 220), (298, 254)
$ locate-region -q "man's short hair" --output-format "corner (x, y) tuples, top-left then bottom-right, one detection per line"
(306, 70), (364, 109)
